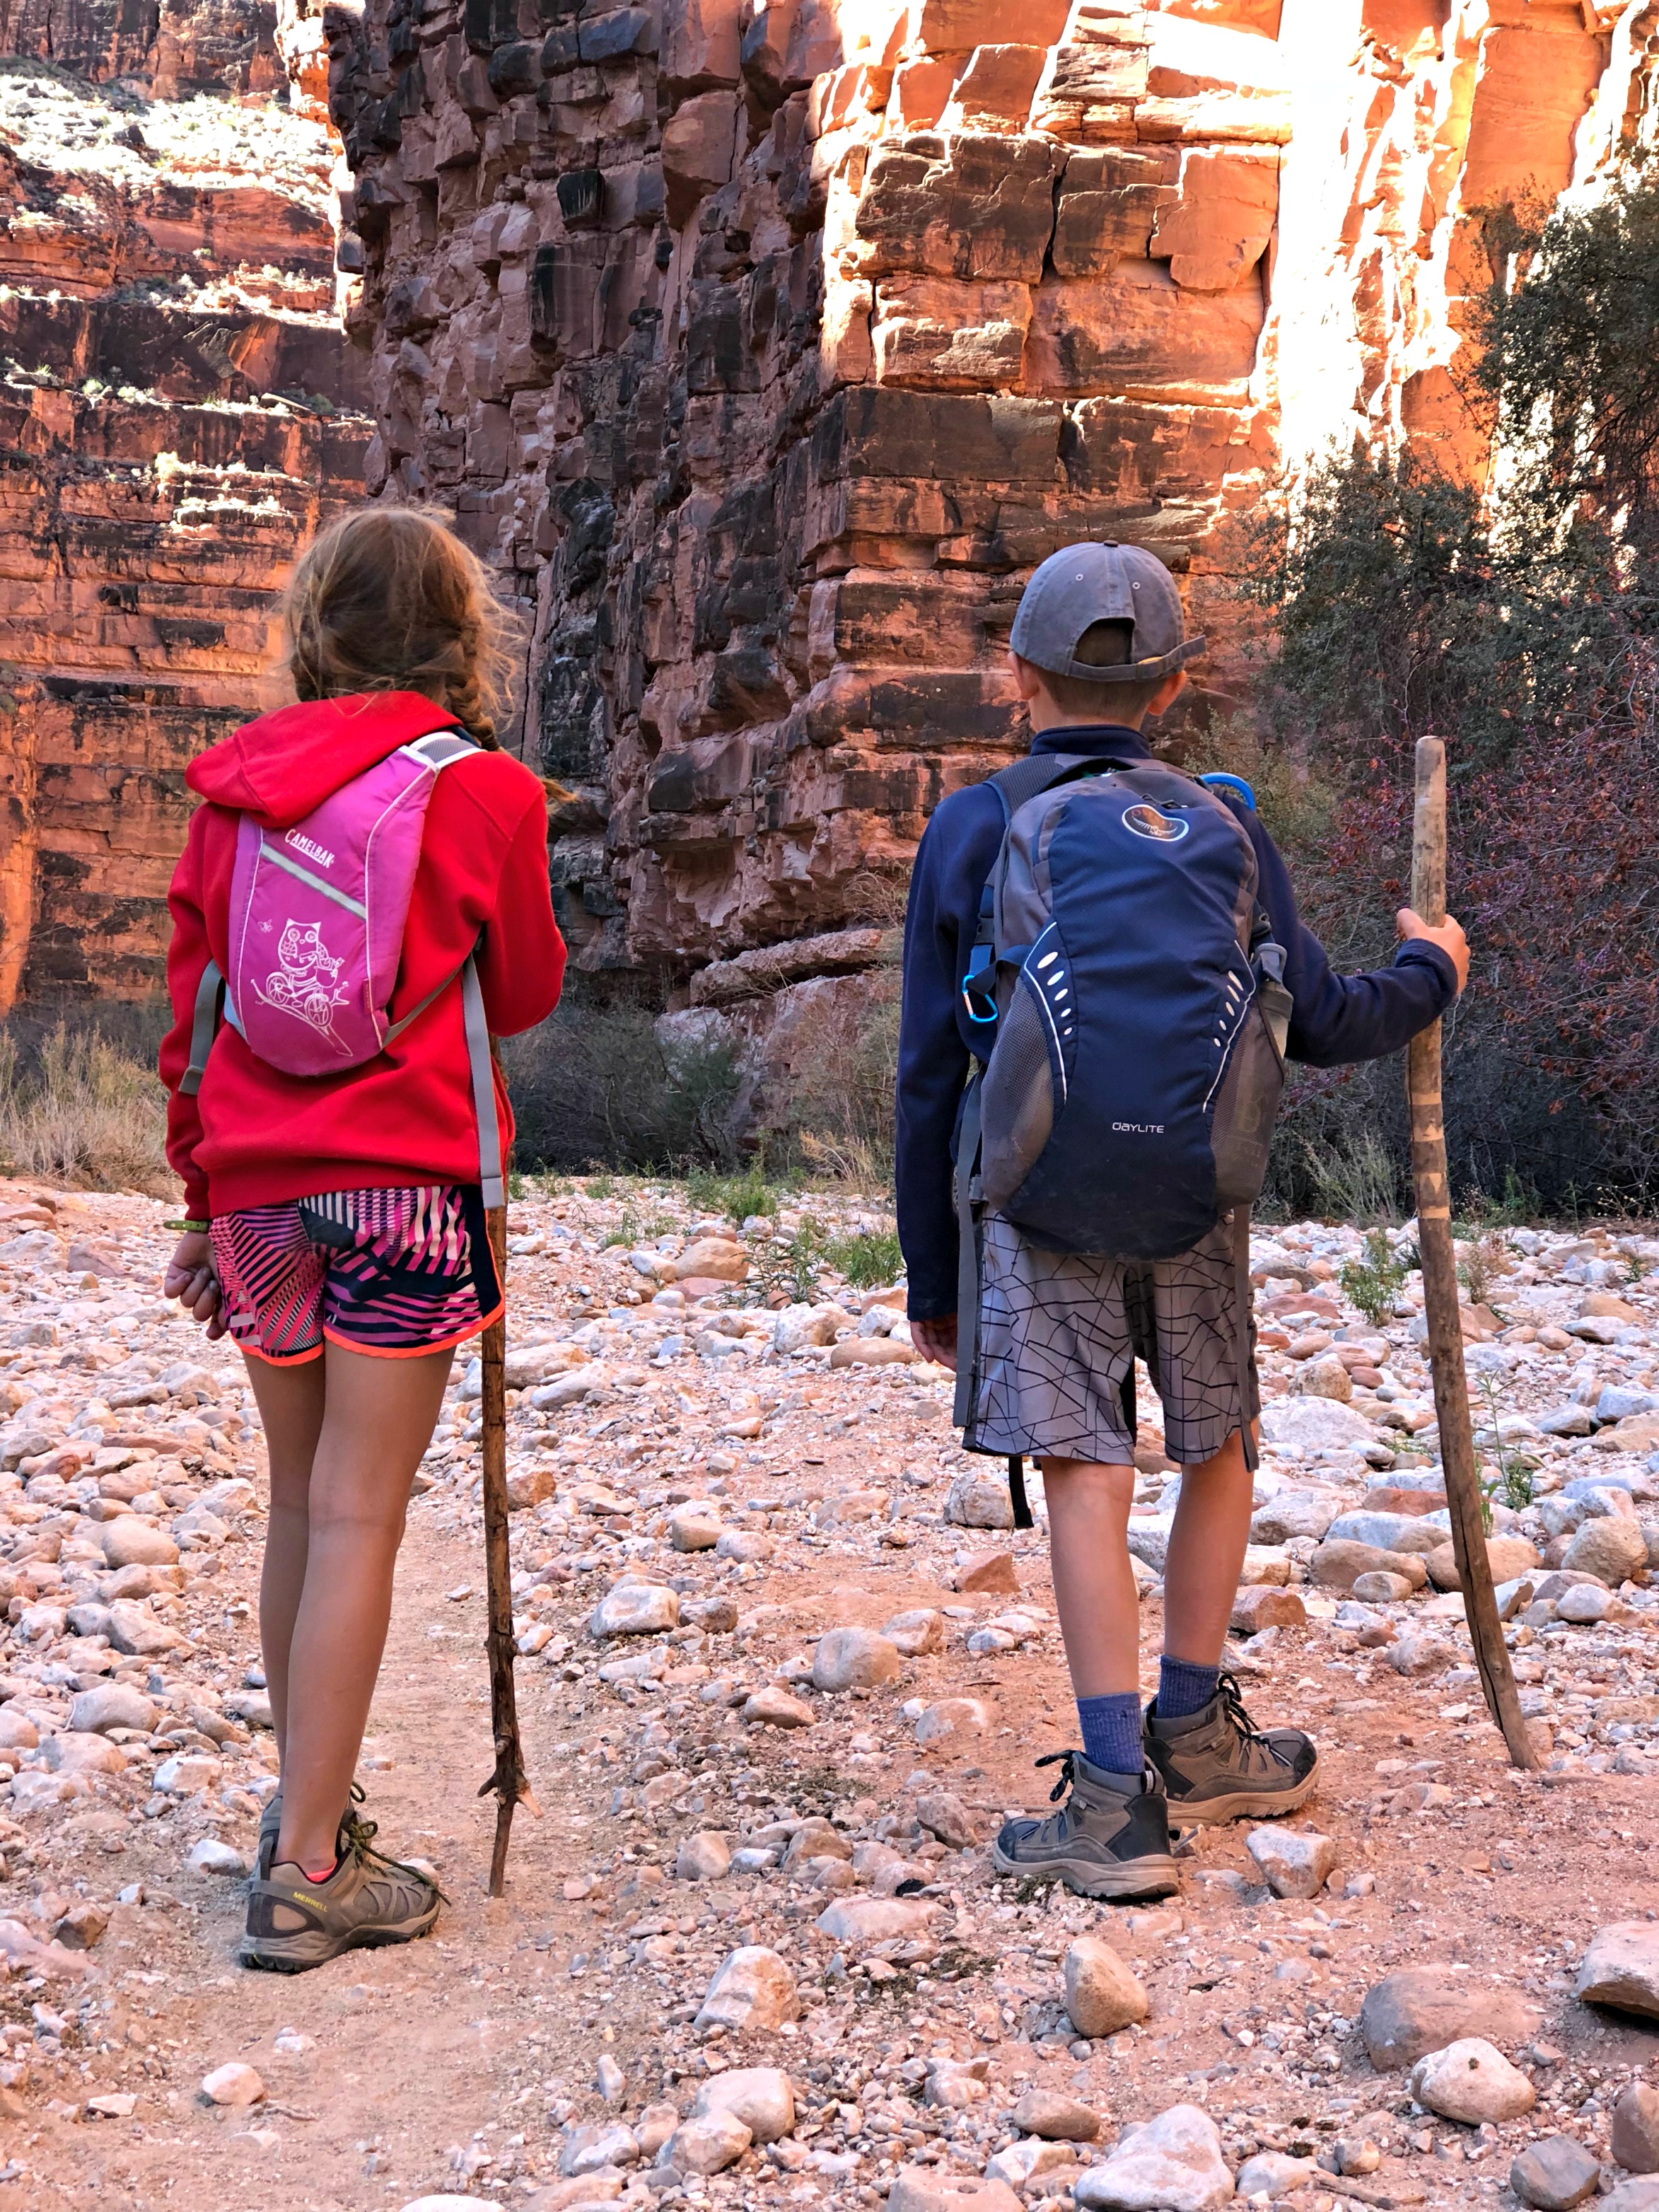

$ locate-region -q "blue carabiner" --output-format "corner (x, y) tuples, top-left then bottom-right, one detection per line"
(1201, 772), (1257, 810)
(962, 944), (998, 1025)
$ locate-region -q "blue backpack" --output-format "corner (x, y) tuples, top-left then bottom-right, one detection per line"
(951, 753), (1293, 1513)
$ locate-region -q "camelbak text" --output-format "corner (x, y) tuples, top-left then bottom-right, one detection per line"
(1112, 1121), (1165, 1134)
(285, 830), (337, 869)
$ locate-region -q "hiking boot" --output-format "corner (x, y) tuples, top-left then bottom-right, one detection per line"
(255, 1780), (366, 1880)
(240, 1811), (441, 1973)
(1146, 1671), (1318, 1825)
(991, 1752), (1178, 1901)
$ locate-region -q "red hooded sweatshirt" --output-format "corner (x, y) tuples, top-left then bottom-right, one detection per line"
(161, 691), (566, 1219)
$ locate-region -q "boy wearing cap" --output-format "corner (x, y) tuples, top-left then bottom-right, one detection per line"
(896, 541), (1469, 1899)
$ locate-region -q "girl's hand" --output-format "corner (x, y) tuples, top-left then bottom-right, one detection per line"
(164, 1232), (226, 1341)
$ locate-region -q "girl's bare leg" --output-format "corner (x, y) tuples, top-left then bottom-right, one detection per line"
(240, 1355), (328, 1759)
(250, 1343), (453, 1873)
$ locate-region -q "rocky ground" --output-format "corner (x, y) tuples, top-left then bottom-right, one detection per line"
(2, 1180), (1659, 2212)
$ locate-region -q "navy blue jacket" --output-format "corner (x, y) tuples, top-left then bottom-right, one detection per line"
(896, 724), (1459, 1321)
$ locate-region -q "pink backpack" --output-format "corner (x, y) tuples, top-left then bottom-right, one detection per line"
(178, 729), (503, 1204)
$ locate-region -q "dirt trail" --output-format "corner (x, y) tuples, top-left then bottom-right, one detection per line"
(5, 1185), (1659, 2212)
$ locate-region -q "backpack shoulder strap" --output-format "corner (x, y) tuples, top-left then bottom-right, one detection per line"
(401, 728), (478, 772)
(988, 750), (1129, 822)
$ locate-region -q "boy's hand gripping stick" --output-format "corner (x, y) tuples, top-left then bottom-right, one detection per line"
(1406, 737), (1536, 1770)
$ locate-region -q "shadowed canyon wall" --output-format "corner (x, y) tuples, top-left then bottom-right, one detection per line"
(319, 0), (1655, 1057)
(0, 0), (369, 1006)
(4, 0), (1654, 1038)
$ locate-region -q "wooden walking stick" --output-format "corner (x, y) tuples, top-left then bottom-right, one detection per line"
(478, 1201), (540, 1891)
(1406, 736), (1537, 1770)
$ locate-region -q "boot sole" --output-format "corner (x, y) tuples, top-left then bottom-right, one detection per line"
(990, 1843), (1180, 1902)
(238, 1901), (440, 1975)
(1164, 1755), (1319, 1828)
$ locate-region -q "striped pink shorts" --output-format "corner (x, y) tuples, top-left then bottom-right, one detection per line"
(209, 1184), (501, 1366)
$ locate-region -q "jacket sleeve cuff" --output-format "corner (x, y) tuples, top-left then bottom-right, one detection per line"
(182, 1182), (211, 1222)
(1392, 939), (1457, 1001)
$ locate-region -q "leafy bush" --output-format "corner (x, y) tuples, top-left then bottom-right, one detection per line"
(501, 989), (743, 1175)
(822, 1227), (902, 1289)
(1338, 1228), (1414, 1327)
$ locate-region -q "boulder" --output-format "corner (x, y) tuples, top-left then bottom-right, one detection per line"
(663, 2109), (751, 2175)
(1230, 1584), (1305, 1634)
(1576, 1922), (1659, 2018)
(693, 2065), (793, 2144)
(669, 1503), (722, 1552)
(1009, 2089), (1100, 2142)
(817, 1897), (938, 1944)
(1258, 1398), (1376, 1453)
(1325, 1510), (1445, 1554)
(914, 1790), (976, 1849)
(1564, 1514), (1648, 1585)
(1426, 1534), (1541, 1592)
(591, 1584), (678, 1638)
(1510, 2135), (1602, 2211)
(884, 1608), (944, 1655)
(955, 1551), (1019, 1593)
(694, 1946), (798, 2032)
(1310, 1539), (1427, 1593)
(107, 1599), (189, 1657)
(1072, 2103), (1233, 2211)
(675, 1832), (731, 1882)
(813, 1626), (901, 1692)
(42, 1732), (125, 1775)
(1407, 2037), (1535, 2125)
(100, 1517), (180, 1569)
(1246, 1825), (1336, 1899)
(1360, 1967), (1544, 2067)
(1063, 1936), (1148, 2038)
(200, 2061), (265, 2107)
(1612, 2082), (1659, 2174)
(1249, 1489), (1341, 1544)
(741, 1687), (815, 1728)
(944, 1474), (1014, 1530)
(914, 1697), (988, 1743)
(1236, 2152), (1318, 2198)
(887, 2175), (1021, 2212)
(66, 1682), (157, 1735)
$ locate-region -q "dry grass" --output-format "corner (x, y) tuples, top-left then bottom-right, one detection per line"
(0, 1023), (173, 1195)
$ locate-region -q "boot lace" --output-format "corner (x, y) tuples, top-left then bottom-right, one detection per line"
(1035, 1750), (1078, 1805)
(340, 1806), (448, 1904)
(1217, 1670), (1293, 1771)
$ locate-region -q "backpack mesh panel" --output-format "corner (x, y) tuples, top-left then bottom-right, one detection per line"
(979, 978), (1055, 1210)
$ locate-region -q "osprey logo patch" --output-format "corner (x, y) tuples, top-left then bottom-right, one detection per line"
(1122, 804), (1189, 843)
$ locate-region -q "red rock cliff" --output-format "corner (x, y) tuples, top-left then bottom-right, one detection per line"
(0, 0), (370, 1006)
(321, 0), (1649, 1042)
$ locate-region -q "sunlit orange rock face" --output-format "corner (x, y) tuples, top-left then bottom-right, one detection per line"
(325, 0), (1639, 1030)
(0, 0), (369, 1006)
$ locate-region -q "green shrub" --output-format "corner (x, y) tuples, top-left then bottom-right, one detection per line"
(822, 1227), (902, 1289)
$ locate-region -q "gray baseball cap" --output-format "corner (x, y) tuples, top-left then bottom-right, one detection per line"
(1008, 541), (1205, 685)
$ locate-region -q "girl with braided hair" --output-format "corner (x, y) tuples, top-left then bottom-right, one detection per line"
(158, 506), (564, 1968)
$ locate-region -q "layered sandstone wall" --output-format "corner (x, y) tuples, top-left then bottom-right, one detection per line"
(0, 8), (369, 1005)
(323, 0), (1659, 1047)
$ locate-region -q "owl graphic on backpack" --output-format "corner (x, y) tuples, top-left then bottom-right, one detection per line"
(256, 919), (349, 1042)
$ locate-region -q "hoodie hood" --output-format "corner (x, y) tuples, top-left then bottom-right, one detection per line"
(187, 692), (462, 828)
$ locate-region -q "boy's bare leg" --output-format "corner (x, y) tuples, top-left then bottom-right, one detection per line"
(1160, 1426), (1255, 1669)
(271, 1343), (453, 1873)
(240, 1354), (328, 1758)
(1037, 1457), (1140, 1696)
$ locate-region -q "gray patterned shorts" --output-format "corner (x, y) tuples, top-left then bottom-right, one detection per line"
(964, 1212), (1257, 1467)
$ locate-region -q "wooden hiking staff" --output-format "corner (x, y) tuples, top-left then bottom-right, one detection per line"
(1405, 737), (1537, 1770)
(479, 1201), (540, 1892)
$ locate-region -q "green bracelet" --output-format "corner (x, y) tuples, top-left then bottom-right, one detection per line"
(165, 1217), (211, 1233)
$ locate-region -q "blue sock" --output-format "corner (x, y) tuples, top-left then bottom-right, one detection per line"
(1159, 1655), (1221, 1720)
(1076, 1693), (1145, 1776)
